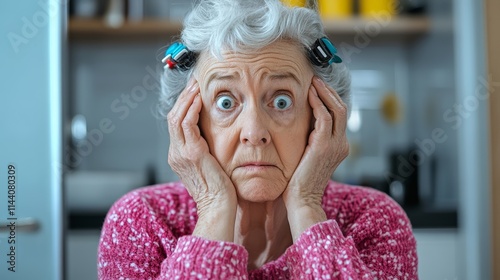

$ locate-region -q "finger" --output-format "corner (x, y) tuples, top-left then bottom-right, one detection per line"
(182, 94), (203, 144)
(320, 80), (348, 134)
(168, 78), (197, 119)
(312, 77), (348, 135)
(322, 84), (348, 135)
(327, 87), (348, 135)
(319, 83), (350, 159)
(167, 80), (199, 142)
(312, 77), (337, 113)
(308, 83), (333, 138)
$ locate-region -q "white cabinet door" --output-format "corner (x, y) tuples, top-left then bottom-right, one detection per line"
(415, 229), (458, 280)
(0, 1), (64, 279)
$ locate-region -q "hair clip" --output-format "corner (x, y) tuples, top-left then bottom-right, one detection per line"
(162, 42), (197, 70)
(307, 37), (342, 67)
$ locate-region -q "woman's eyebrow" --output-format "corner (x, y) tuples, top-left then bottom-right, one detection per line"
(267, 72), (301, 85)
(205, 70), (301, 86)
(206, 72), (239, 86)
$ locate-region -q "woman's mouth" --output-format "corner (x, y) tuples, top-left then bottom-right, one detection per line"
(239, 162), (275, 168)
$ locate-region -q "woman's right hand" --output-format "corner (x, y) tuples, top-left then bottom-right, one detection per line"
(167, 78), (237, 242)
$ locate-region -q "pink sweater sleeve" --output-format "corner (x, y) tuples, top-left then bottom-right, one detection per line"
(97, 190), (249, 279)
(285, 188), (418, 279)
(286, 221), (417, 279)
(100, 233), (248, 279)
(162, 236), (248, 279)
(286, 220), (374, 279)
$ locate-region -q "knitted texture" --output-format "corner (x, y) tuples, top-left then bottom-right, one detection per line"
(98, 181), (418, 279)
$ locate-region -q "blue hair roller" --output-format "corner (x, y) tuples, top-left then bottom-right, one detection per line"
(162, 42), (197, 70)
(307, 37), (342, 67)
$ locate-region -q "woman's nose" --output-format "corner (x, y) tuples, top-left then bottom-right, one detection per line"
(240, 110), (271, 146)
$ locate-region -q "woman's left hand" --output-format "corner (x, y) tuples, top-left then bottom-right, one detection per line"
(283, 77), (349, 241)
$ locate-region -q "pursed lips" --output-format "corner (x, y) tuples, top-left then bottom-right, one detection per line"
(230, 161), (286, 179)
(239, 162), (275, 168)
(229, 161), (279, 178)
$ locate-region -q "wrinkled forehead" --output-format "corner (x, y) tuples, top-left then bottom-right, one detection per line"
(194, 41), (313, 85)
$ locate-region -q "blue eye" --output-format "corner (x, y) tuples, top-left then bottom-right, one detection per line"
(216, 96), (235, 110)
(273, 94), (292, 110)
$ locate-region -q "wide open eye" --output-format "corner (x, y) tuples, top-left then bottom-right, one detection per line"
(273, 94), (293, 110)
(216, 95), (236, 110)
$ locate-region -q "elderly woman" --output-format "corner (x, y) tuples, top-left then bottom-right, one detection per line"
(98, 0), (417, 279)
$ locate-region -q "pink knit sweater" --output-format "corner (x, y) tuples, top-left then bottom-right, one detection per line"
(98, 181), (418, 279)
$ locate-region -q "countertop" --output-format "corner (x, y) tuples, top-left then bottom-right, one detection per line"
(68, 207), (457, 230)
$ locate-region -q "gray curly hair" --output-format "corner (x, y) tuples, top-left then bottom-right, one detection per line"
(158, 0), (351, 117)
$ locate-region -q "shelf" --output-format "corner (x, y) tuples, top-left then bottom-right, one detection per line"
(323, 16), (431, 37)
(68, 16), (430, 42)
(69, 18), (183, 41)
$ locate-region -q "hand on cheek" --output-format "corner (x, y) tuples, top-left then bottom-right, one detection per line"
(283, 77), (349, 242)
(167, 78), (237, 242)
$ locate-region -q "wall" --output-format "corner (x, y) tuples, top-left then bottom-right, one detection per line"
(68, 41), (178, 184)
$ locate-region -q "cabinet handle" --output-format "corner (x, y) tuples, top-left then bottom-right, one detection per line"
(0, 218), (40, 233)
(71, 114), (87, 145)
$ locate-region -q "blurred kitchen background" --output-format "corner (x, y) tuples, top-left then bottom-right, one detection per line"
(63, 0), (492, 279)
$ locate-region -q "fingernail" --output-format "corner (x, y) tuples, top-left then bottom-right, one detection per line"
(188, 81), (198, 93)
(314, 77), (325, 88)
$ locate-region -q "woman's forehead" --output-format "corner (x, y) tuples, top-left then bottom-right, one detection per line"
(195, 41), (312, 85)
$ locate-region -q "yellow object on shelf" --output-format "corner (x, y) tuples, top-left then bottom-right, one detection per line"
(281, 0), (306, 7)
(359, 0), (398, 17)
(319, 0), (353, 19)
(380, 93), (402, 124)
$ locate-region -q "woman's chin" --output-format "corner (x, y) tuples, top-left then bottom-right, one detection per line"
(234, 178), (286, 203)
